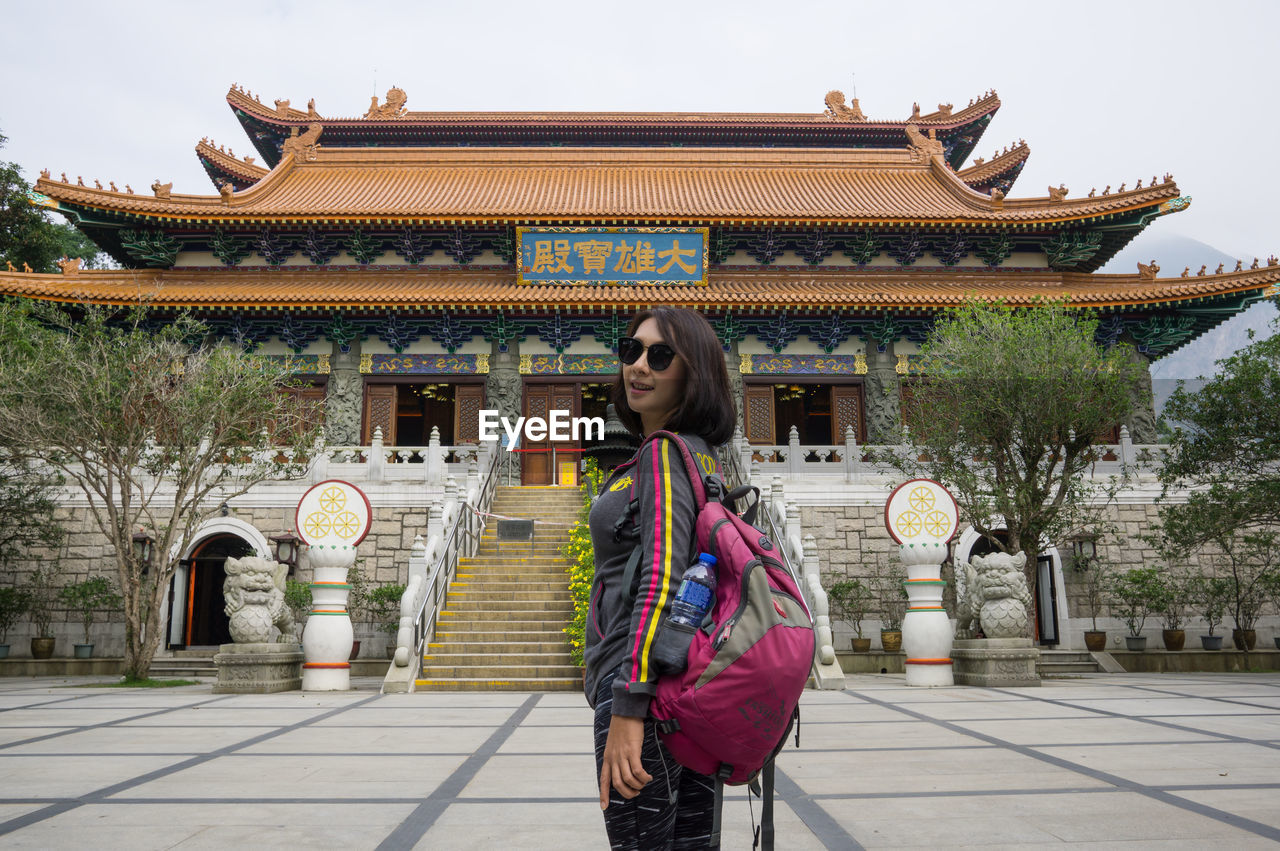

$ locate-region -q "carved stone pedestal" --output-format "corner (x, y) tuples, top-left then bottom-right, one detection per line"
(213, 642), (303, 693)
(951, 638), (1041, 687)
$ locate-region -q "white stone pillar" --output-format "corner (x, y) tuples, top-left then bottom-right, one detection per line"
(900, 542), (954, 687)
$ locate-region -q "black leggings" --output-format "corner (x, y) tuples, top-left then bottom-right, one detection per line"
(593, 673), (719, 850)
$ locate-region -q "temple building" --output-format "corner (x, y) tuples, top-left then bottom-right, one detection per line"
(6, 84), (1279, 659)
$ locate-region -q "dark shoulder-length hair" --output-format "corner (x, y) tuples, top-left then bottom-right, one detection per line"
(611, 306), (736, 446)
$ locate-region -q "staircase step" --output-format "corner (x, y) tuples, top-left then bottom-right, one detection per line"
(415, 677), (581, 692)
(445, 599), (573, 613)
(422, 662), (581, 678)
(429, 640), (570, 654)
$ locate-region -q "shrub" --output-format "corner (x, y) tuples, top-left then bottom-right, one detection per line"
(563, 458), (604, 668)
(58, 575), (122, 644)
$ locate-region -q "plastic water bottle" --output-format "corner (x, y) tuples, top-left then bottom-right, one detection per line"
(652, 553), (718, 673)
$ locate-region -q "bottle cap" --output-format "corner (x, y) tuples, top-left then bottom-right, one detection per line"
(698, 553), (718, 565)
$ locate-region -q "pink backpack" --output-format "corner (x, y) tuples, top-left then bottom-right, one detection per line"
(625, 431), (816, 785)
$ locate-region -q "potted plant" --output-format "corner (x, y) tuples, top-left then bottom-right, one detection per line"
(1153, 566), (1193, 651)
(876, 564), (907, 652)
(1075, 552), (1110, 652)
(24, 567), (59, 659)
(1193, 575), (1230, 650)
(1109, 567), (1161, 651)
(367, 583), (407, 658)
(826, 578), (872, 652)
(283, 579), (311, 642)
(0, 587), (31, 659)
(57, 576), (122, 658)
(345, 562), (371, 659)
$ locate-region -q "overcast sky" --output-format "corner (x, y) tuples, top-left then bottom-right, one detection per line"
(3, 0), (1277, 264)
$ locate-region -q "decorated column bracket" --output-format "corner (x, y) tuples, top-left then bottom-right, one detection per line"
(297, 479), (372, 691)
(885, 478), (959, 687)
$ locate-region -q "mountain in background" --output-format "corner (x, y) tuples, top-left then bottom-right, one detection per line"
(1102, 232), (1277, 383)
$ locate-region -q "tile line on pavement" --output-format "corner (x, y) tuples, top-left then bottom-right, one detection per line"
(772, 766), (866, 850)
(988, 687), (1280, 751)
(1106, 681), (1280, 711)
(0, 692), (382, 838)
(844, 687), (1280, 843)
(0, 694), (237, 752)
(375, 693), (540, 851)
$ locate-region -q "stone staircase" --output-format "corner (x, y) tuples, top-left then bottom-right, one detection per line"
(149, 649), (218, 679)
(416, 485), (584, 692)
(1037, 649), (1103, 677)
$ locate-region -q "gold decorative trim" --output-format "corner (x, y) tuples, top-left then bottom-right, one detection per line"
(855, 354), (867, 375)
(896, 354), (910, 375)
(519, 354), (532, 375)
(475, 353), (490, 374)
(739, 353), (753, 375)
(359, 353), (372, 374)
(317, 353), (331, 375)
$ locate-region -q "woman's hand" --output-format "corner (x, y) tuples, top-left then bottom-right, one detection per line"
(598, 714), (652, 809)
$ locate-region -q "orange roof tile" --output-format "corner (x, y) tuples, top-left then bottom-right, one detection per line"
(957, 142), (1030, 187)
(2, 265), (1272, 312)
(35, 146), (1183, 227)
(227, 86), (1001, 128)
(196, 140), (269, 183)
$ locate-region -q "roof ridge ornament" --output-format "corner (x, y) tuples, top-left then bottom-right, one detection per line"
(151, 180), (172, 200)
(282, 123), (324, 163)
(365, 87), (408, 119)
(904, 124), (945, 162)
(824, 90), (866, 122)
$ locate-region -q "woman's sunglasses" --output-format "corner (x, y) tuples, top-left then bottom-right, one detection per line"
(617, 336), (677, 372)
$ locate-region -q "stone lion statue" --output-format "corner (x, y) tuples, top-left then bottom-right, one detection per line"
(223, 556), (295, 644)
(955, 551), (1032, 639)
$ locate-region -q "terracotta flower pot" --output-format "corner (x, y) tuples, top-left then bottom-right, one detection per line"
(1231, 629), (1256, 651)
(1162, 629), (1185, 652)
(1083, 631), (1107, 652)
(30, 637), (54, 659)
(349, 640), (361, 660)
(850, 637), (871, 653)
(880, 630), (902, 652)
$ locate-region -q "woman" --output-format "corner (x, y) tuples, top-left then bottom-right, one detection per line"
(584, 306), (736, 849)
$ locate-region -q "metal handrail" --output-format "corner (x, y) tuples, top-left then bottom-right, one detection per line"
(406, 448), (508, 679)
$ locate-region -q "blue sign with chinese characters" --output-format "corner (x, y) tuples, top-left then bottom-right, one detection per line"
(517, 227), (708, 286)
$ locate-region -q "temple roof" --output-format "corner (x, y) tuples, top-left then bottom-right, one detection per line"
(228, 85), (1001, 169)
(956, 141), (1030, 195)
(34, 145), (1182, 228)
(3, 264), (1271, 315)
(196, 139), (269, 191)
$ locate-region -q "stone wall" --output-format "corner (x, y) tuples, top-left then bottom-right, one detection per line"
(1, 500), (430, 656)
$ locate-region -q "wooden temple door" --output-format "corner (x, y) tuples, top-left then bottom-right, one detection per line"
(743, 384), (775, 445)
(454, 384), (484, 444)
(521, 383), (580, 485)
(832, 384), (866, 444)
(363, 384), (397, 444)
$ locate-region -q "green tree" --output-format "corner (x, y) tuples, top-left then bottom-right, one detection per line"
(0, 130), (105, 272)
(0, 299), (323, 679)
(1153, 317), (1280, 650)
(886, 299), (1145, 602)
(1156, 319), (1280, 547)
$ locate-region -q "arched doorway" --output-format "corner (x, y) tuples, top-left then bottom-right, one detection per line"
(173, 534), (254, 648)
(957, 530), (1063, 647)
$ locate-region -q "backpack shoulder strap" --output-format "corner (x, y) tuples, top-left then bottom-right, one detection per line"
(619, 431), (709, 610)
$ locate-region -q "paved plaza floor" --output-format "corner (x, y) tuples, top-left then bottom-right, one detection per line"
(0, 672), (1277, 849)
